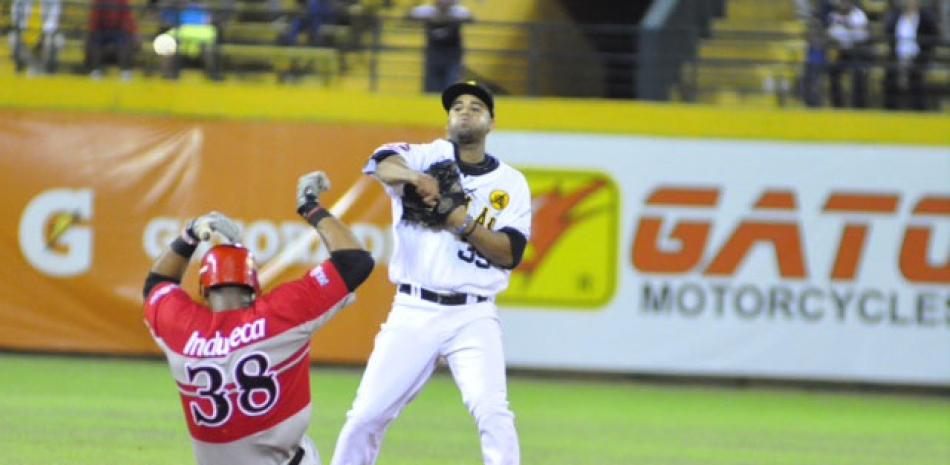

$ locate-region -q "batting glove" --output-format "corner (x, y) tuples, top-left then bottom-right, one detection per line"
(296, 171), (331, 218)
(188, 211), (242, 244)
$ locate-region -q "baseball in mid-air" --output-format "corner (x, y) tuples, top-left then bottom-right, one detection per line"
(153, 33), (177, 57)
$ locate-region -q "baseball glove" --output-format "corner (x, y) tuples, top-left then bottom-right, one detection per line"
(402, 160), (467, 227)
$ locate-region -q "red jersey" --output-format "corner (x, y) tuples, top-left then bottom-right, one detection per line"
(89, 0), (138, 34)
(144, 261), (351, 465)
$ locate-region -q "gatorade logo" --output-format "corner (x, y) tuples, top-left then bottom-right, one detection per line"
(503, 169), (619, 308)
(19, 188), (94, 277)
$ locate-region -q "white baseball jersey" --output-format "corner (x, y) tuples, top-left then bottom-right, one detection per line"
(364, 138), (531, 297)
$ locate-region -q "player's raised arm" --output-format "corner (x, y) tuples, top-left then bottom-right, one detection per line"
(142, 211), (241, 299)
(296, 171), (374, 292)
(371, 155), (440, 206)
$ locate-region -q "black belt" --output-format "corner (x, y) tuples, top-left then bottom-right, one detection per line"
(287, 447), (305, 465)
(399, 284), (488, 306)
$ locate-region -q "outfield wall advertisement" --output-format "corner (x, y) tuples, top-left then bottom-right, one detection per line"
(1, 111), (947, 386)
(491, 132), (949, 387)
(0, 111), (436, 361)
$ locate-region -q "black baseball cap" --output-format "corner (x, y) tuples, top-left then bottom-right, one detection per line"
(441, 81), (494, 117)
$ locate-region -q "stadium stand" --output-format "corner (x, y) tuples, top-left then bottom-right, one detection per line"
(0, 0), (946, 110)
(682, 0), (806, 106)
(675, 0), (949, 109)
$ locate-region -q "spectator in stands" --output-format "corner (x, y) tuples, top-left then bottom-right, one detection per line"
(279, 0), (339, 46)
(802, 17), (828, 107)
(795, 0), (814, 19)
(941, 0), (950, 40)
(153, 0), (223, 80)
(86, 0), (138, 80)
(10, 0), (62, 74)
(408, 0), (473, 93)
(826, 0), (871, 108)
(883, 0), (941, 110)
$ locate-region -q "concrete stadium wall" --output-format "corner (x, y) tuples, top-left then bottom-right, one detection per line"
(2, 74), (947, 145)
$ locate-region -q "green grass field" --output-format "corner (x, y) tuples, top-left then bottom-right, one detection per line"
(1, 353), (948, 465)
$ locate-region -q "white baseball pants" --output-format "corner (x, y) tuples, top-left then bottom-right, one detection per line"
(329, 296), (520, 465)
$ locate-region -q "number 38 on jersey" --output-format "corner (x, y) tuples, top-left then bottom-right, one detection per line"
(185, 351), (281, 427)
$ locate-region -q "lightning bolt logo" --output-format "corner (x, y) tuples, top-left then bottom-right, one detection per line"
(46, 211), (84, 252)
(502, 170), (618, 309)
(520, 179), (608, 277)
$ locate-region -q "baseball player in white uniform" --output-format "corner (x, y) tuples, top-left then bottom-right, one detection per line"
(329, 82), (531, 465)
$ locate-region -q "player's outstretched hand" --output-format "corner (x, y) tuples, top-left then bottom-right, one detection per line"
(187, 211), (242, 244)
(297, 171), (331, 217)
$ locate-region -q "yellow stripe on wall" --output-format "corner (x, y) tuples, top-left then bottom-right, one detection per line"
(2, 74), (948, 145)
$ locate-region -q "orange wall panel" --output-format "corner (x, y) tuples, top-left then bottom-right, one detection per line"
(0, 110), (441, 362)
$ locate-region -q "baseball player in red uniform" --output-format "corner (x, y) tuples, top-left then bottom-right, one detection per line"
(143, 172), (374, 465)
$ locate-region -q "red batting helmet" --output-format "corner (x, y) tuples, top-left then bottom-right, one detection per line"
(199, 245), (261, 297)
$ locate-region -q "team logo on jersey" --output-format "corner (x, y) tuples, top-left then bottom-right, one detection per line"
(311, 266), (330, 287)
(502, 170), (618, 309)
(490, 190), (510, 210)
(376, 142), (410, 155)
(183, 317), (267, 357)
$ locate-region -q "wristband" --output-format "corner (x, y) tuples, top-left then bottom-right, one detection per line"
(170, 236), (198, 258)
(455, 215), (475, 238)
(460, 221), (477, 240)
(180, 221), (199, 246)
(304, 206), (333, 228)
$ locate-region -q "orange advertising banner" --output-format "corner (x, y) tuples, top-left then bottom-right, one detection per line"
(0, 110), (440, 362)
